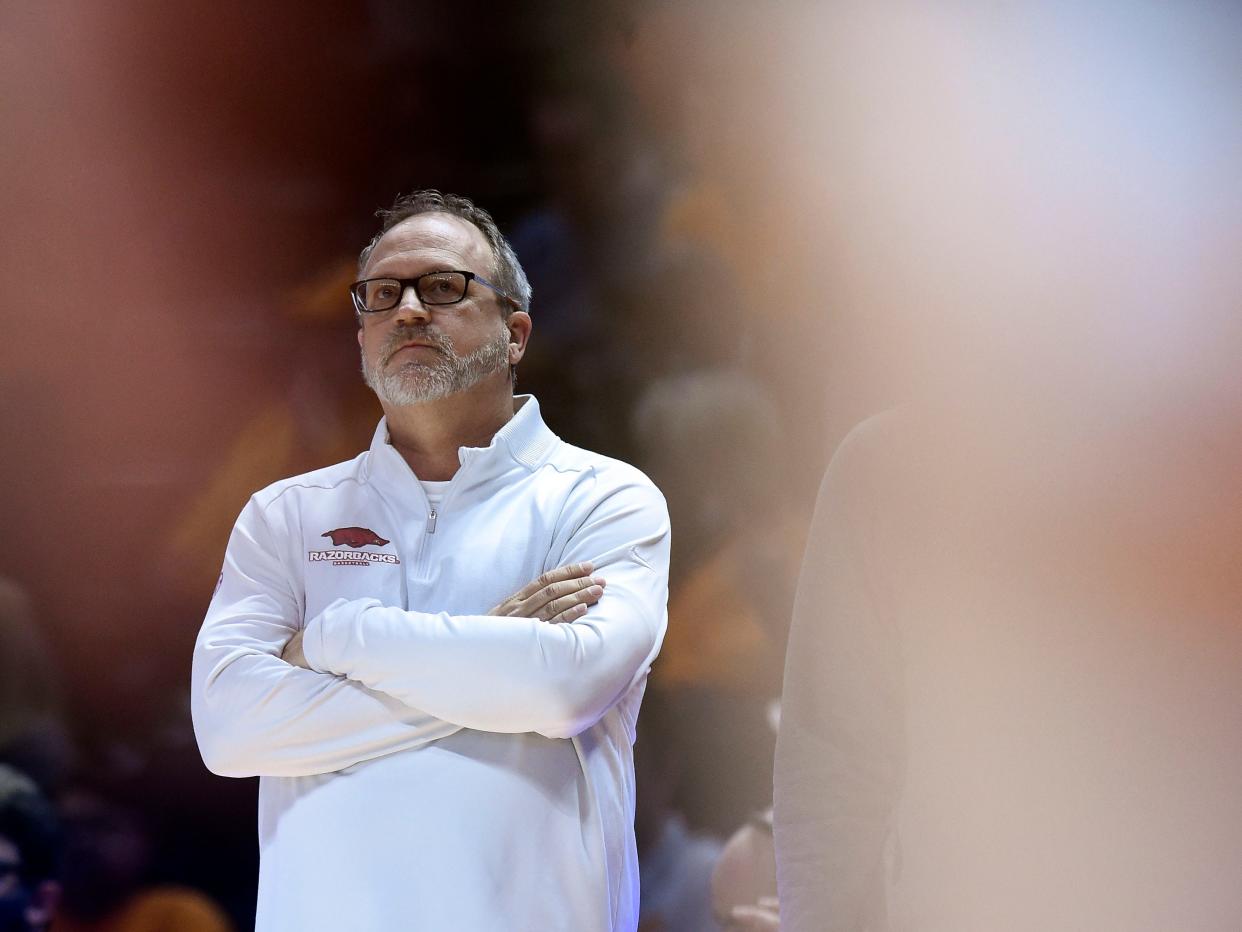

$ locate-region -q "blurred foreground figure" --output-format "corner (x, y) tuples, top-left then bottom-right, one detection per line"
(0, 766), (60, 932)
(777, 399), (1242, 930)
(192, 191), (669, 931)
(773, 1), (1242, 929)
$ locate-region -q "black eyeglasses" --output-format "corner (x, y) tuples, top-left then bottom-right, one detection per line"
(350, 270), (521, 315)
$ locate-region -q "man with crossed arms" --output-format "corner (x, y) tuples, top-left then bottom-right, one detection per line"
(191, 190), (670, 932)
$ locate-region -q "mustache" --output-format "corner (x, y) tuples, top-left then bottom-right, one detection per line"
(381, 326), (453, 364)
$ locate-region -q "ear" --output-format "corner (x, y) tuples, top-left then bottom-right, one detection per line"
(505, 311), (533, 365)
(356, 326), (365, 349)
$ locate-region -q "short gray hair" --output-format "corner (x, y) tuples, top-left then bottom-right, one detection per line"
(357, 189), (532, 314)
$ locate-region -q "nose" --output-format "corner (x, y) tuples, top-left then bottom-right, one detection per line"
(392, 283), (431, 325)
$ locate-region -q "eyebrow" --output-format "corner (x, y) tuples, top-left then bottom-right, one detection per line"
(367, 253), (463, 276)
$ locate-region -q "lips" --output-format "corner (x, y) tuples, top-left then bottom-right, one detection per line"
(386, 339), (442, 364)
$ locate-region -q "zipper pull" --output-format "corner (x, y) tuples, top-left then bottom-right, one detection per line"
(426, 508), (438, 534)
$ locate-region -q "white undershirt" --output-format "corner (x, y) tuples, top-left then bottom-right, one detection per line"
(420, 479), (451, 507)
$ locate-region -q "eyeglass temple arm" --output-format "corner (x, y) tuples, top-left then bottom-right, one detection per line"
(472, 273), (524, 310)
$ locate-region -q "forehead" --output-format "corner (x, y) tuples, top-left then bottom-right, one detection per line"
(364, 212), (493, 278)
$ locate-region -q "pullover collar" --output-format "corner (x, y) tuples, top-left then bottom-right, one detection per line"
(364, 394), (559, 494)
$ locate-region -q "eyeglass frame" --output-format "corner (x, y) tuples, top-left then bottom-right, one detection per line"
(350, 270), (523, 316)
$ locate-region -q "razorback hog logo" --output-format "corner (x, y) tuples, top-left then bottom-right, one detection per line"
(322, 527), (390, 549)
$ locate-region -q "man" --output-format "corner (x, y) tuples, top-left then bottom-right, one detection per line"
(191, 190), (670, 931)
(0, 765), (60, 932)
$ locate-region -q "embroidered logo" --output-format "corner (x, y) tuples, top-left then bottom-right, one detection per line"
(308, 527), (400, 567)
(322, 527), (390, 548)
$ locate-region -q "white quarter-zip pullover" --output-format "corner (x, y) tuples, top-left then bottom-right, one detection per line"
(191, 395), (670, 932)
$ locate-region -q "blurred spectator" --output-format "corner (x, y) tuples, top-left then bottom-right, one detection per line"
(635, 371), (805, 835)
(507, 40), (674, 461)
(0, 765), (62, 932)
(0, 582), (74, 795)
(634, 371), (794, 594)
(613, 245), (751, 389)
(70, 693), (257, 928)
(635, 692), (722, 932)
(615, 2), (835, 498)
(53, 789), (231, 932)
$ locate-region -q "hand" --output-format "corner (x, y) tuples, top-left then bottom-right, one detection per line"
(488, 561), (606, 623)
(282, 629), (310, 669)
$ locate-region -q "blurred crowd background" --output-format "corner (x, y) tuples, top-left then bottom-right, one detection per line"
(2, 0), (1239, 929)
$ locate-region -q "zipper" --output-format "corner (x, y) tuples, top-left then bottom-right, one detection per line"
(412, 455), (473, 572)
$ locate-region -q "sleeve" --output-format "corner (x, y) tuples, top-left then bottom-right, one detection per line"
(190, 496), (461, 779)
(300, 472), (670, 740)
(772, 419), (906, 931)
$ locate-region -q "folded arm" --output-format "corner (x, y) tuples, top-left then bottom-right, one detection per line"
(190, 498), (460, 779)
(301, 475), (670, 739)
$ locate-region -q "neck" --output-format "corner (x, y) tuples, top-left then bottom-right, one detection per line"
(381, 380), (517, 481)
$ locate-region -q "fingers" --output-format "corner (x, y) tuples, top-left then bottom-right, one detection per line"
(547, 602), (590, 624)
(492, 562), (593, 613)
(487, 562), (606, 619)
(543, 583), (605, 623)
(517, 562), (594, 603)
(489, 562), (592, 614)
(525, 576), (606, 621)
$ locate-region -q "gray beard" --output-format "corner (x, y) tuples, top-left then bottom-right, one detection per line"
(362, 326), (510, 406)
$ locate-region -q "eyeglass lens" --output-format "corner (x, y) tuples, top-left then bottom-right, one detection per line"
(358, 272), (468, 311)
